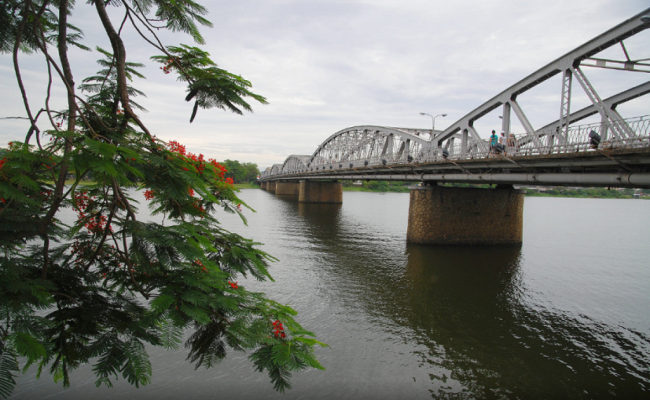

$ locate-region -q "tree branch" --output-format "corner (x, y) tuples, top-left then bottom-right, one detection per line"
(13, 1), (36, 138)
(122, 1), (194, 85)
(94, 0), (153, 139)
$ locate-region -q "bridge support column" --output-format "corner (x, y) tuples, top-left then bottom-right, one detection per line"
(267, 181), (276, 193)
(260, 182), (267, 190)
(275, 182), (300, 196)
(299, 180), (343, 204)
(407, 184), (524, 245)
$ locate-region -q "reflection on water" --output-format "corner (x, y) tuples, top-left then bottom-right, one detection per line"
(402, 244), (649, 398)
(11, 191), (650, 399)
(271, 192), (650, 398)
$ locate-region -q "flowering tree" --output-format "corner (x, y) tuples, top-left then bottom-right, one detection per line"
(0, 1), (325, 398)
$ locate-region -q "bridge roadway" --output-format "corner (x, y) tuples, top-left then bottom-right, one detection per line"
(260, 120), (650, 187)
(258, 9), (650, 245)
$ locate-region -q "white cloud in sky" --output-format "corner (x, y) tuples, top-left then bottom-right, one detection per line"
(1, 0), (649, 169)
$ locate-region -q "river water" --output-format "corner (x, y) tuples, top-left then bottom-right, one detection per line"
(12, 190), (650, 399)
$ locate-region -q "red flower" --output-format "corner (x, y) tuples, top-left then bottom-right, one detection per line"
(228, 281), (238, 289)
(168, 140), (187, 156)
(144, 190), (155, 201)
(272, 319), (286, 339)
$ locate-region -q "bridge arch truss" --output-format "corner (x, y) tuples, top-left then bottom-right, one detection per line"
(304, 126), (431, 172)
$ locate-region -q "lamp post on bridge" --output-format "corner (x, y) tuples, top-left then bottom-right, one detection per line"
(420, 112), (447, 137)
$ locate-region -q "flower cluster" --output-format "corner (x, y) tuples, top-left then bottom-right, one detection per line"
(228, 281), (238, 289)
(196, 260), (209, 273)
(160, 58), (176, 74)
(166, 141), (229, 182)
(144, 190), (155, 201)
(74, 191), (90, 213)
(272, 320), (286, 339)
(70, 239), (117, 268)
(70, 239), (92, 267)
(191, 203), (205, 214)
(85, 215), (109, 233)
(0, 157), (7, 170)
(168, 140), (187, 156)
(74, 191), (111, 233)
(209, 159), (227, 178)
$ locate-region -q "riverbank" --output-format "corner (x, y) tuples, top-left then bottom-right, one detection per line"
(343, 185), (409, 193)
(340, 184), (647, 200)
(234, 182), (260, 189)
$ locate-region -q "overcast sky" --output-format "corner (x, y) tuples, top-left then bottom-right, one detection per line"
(1, 0), (649, 169)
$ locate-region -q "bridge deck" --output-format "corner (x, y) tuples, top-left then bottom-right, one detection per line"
(265, 147), (650, 188)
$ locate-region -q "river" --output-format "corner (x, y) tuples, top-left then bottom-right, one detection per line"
(12, 190), (650, 399)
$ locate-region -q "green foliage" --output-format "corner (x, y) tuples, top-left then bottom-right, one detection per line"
(0, 1), (324, 398)
(523, 187), (641, 199)
(361, 180), (410, 192)
(0, 0), (89, 54)
(151, 45), (268, 122)
(137, 0), (213, 45)
(222, 159), (260, 183)
(79, 47), (148, 113)
(0, 344), (19, 400)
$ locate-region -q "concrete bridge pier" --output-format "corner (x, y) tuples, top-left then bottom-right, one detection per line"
(407, 184), (524, 245)
(299, 180), (343, 204)
(267, 181), (276, 193)
(260, 181), (267, 190)
(275, 181), (300, 196)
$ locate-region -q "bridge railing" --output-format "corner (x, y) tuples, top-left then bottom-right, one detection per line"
(440, 115), (649, 162)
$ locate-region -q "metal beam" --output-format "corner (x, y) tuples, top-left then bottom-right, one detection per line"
(264, 173), (650, 188)
(434, 8), (650, 143)
(559, 68), (573, 140)
(581, 57), (650, 73)
(536, 81), (650, 134)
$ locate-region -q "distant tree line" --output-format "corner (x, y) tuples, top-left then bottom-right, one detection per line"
(341, 180), (411, 192)
(524, 187), (647, 198)
(222, 159), (260, 183)
(342, 180), (649, 198)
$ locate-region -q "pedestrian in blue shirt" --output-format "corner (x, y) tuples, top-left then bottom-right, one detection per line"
(490, 130), (498, 155)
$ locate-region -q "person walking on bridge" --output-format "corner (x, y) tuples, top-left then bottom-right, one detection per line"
(490, 130), (498, 155)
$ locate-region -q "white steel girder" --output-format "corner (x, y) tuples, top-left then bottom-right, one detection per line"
(432, 8), (650, 144)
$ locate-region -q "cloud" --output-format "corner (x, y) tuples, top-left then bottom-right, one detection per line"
(1, 0), (648, 169)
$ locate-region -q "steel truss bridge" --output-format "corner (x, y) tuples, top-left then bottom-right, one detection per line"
(261, 9), (650, 188)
